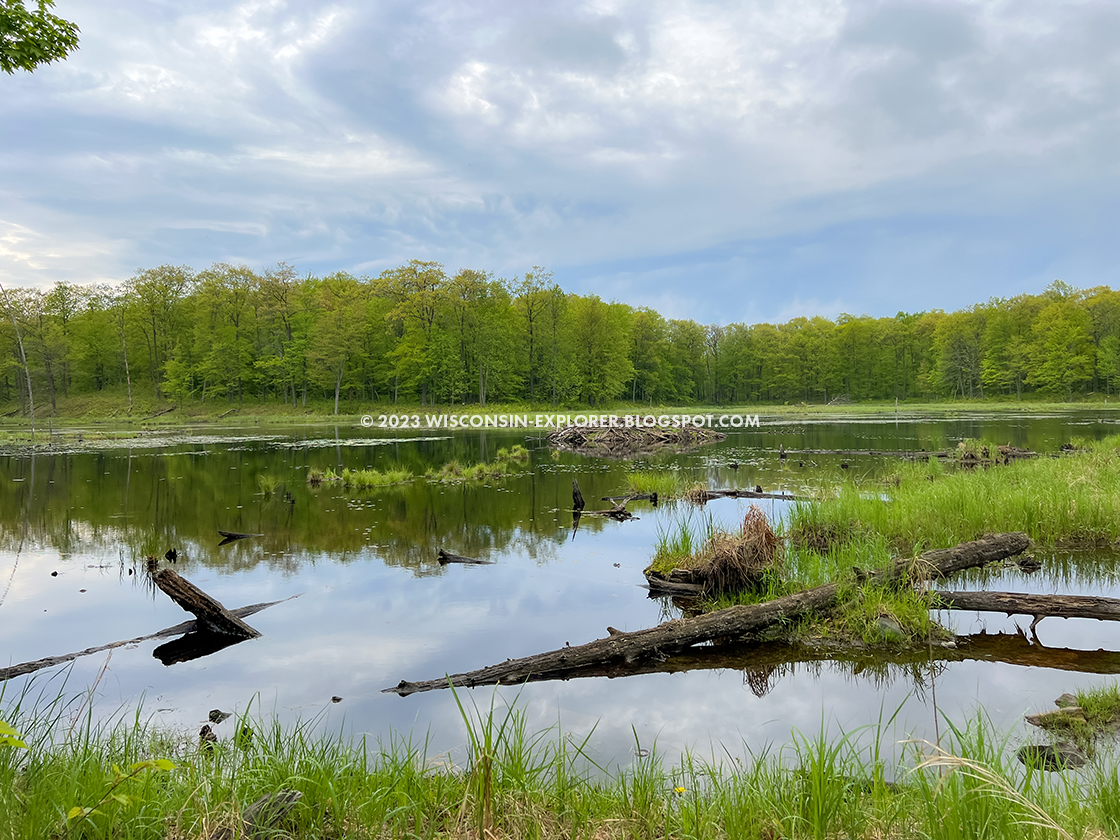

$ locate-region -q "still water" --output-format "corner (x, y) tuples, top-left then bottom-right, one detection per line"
(2, 409), (1119, 768)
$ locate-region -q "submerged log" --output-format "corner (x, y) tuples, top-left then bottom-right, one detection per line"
(218, 529), (263, 541)
(692, 488), (807, 502)
(154, 569), (261, 638)
(384, 532), (1029, 695)
(437, 549), (494, 565)
(602, 493), (658, 504)
(0, 597), (296, 682)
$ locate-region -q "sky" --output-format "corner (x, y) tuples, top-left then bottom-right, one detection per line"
(2, 0), (1118, 324)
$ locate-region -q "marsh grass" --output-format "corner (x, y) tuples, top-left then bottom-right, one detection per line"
(789, 435), (1120, 552)
(625, 469), (694, 498)
(427, 445), (531, 483)
(337, 467), (414, 488)
(5, 687), (1120, 840)
(256, 473), (282, 496)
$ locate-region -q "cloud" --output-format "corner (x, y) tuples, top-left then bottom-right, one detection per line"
(0, 0), (1116, 320)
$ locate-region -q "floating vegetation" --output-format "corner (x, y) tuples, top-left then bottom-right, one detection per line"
(256, 473), (282, 496)
(306, 466), (411, 488)
(427, 445), (529, 483)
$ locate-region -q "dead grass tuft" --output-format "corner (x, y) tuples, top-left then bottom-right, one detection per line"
(697, 506), (782, 596)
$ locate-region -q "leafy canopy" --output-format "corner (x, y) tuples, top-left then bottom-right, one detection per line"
(1, 0), (79, 74)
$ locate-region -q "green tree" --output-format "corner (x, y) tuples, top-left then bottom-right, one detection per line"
(1028, 300), (1095, 398)
(1, 0), (78, 73)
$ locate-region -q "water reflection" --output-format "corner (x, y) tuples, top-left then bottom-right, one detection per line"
(1, 410), (1119, 766)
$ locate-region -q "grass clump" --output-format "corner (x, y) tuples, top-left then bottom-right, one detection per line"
(646, 506), (783, 596)
(256, 473), (282, 496)
(788, 434), (1120, 553)
(625, 469), (689, 498)
(427, 446), (530, 483)
(337, 467), (413, 488)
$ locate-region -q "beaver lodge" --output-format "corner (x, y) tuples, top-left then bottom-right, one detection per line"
(547, 423), (726, 457)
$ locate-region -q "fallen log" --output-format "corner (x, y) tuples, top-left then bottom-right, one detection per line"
(602, 493), (658, 504)
(384, 532), (1029, 695)
(438, 633), (1120, 690)
(930, 590), (1120, 631)
(437, 549), (494, 565)
(693, 488), (807, 502)
(217, 407), (239, 419)
(143, 405), (176, 420)
(218, 529), (263, 541)
(0, 598), (295, 682)
(153, 569), (261, 638)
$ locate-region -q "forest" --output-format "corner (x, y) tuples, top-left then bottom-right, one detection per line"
(1, 262), (1118, 414)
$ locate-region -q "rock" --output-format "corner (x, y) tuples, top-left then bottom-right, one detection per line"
(1016, 744), (1086, 771)
(208, 709), (232, 724)
(876, 615), (906, 642)
(1026, 707), (1086, 727)
(1054, 693), (1079, 708)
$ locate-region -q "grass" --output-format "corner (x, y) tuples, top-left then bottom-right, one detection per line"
(426, 445), (530, 483)
(646, 507), (783, 597)
(5, 689), (1120, 840)
(788, 434), (1120, 553)
(305, 466), (412, 488)
(1030, 683), (1120, 753)
(256, 473), (282, 496)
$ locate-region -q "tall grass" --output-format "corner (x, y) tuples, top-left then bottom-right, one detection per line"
(789, 435), (1120, 551)
(3, 691), (1118, 840)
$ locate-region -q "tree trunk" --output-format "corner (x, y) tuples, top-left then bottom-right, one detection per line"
(385, 533), (1029, 695)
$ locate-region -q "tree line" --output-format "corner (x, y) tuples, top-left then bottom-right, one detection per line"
(1, 262), (1117, 415)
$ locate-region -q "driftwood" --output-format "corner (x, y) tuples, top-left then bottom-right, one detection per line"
(437, 549), (494, 565)
(691, 488), (806, 502)
(572, 479), (585, 512)
(0, 598), (295, 682)
(603, 493), (658, 504)
(930, 590), (1120, 632)
(412, 633), (1120, 691)
(384, 532), (1029, 695)
(584, 502), (636, 521)
(218, 529), (263, 543)
(154, 569), (261, 638)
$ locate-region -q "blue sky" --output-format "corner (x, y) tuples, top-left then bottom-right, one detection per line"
(2, 0), (1118, 324)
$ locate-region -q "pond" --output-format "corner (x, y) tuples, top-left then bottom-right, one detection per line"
(2, 409), (1120, 770)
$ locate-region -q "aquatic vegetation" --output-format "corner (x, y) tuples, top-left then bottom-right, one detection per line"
(337, 467), (413, 488)
(256, 473), (282, 496)
(426, 445), (530, 483)
(789, 435), (1120, 552)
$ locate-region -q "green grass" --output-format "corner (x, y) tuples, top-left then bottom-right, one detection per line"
(337, 467), (414, 488)
(625, 469), (693, 498)
(426, 445), (531, 483)
(4, 692), (1120, 840)
(788, 435), (1120, 552)
(256, 473), (283, 496)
